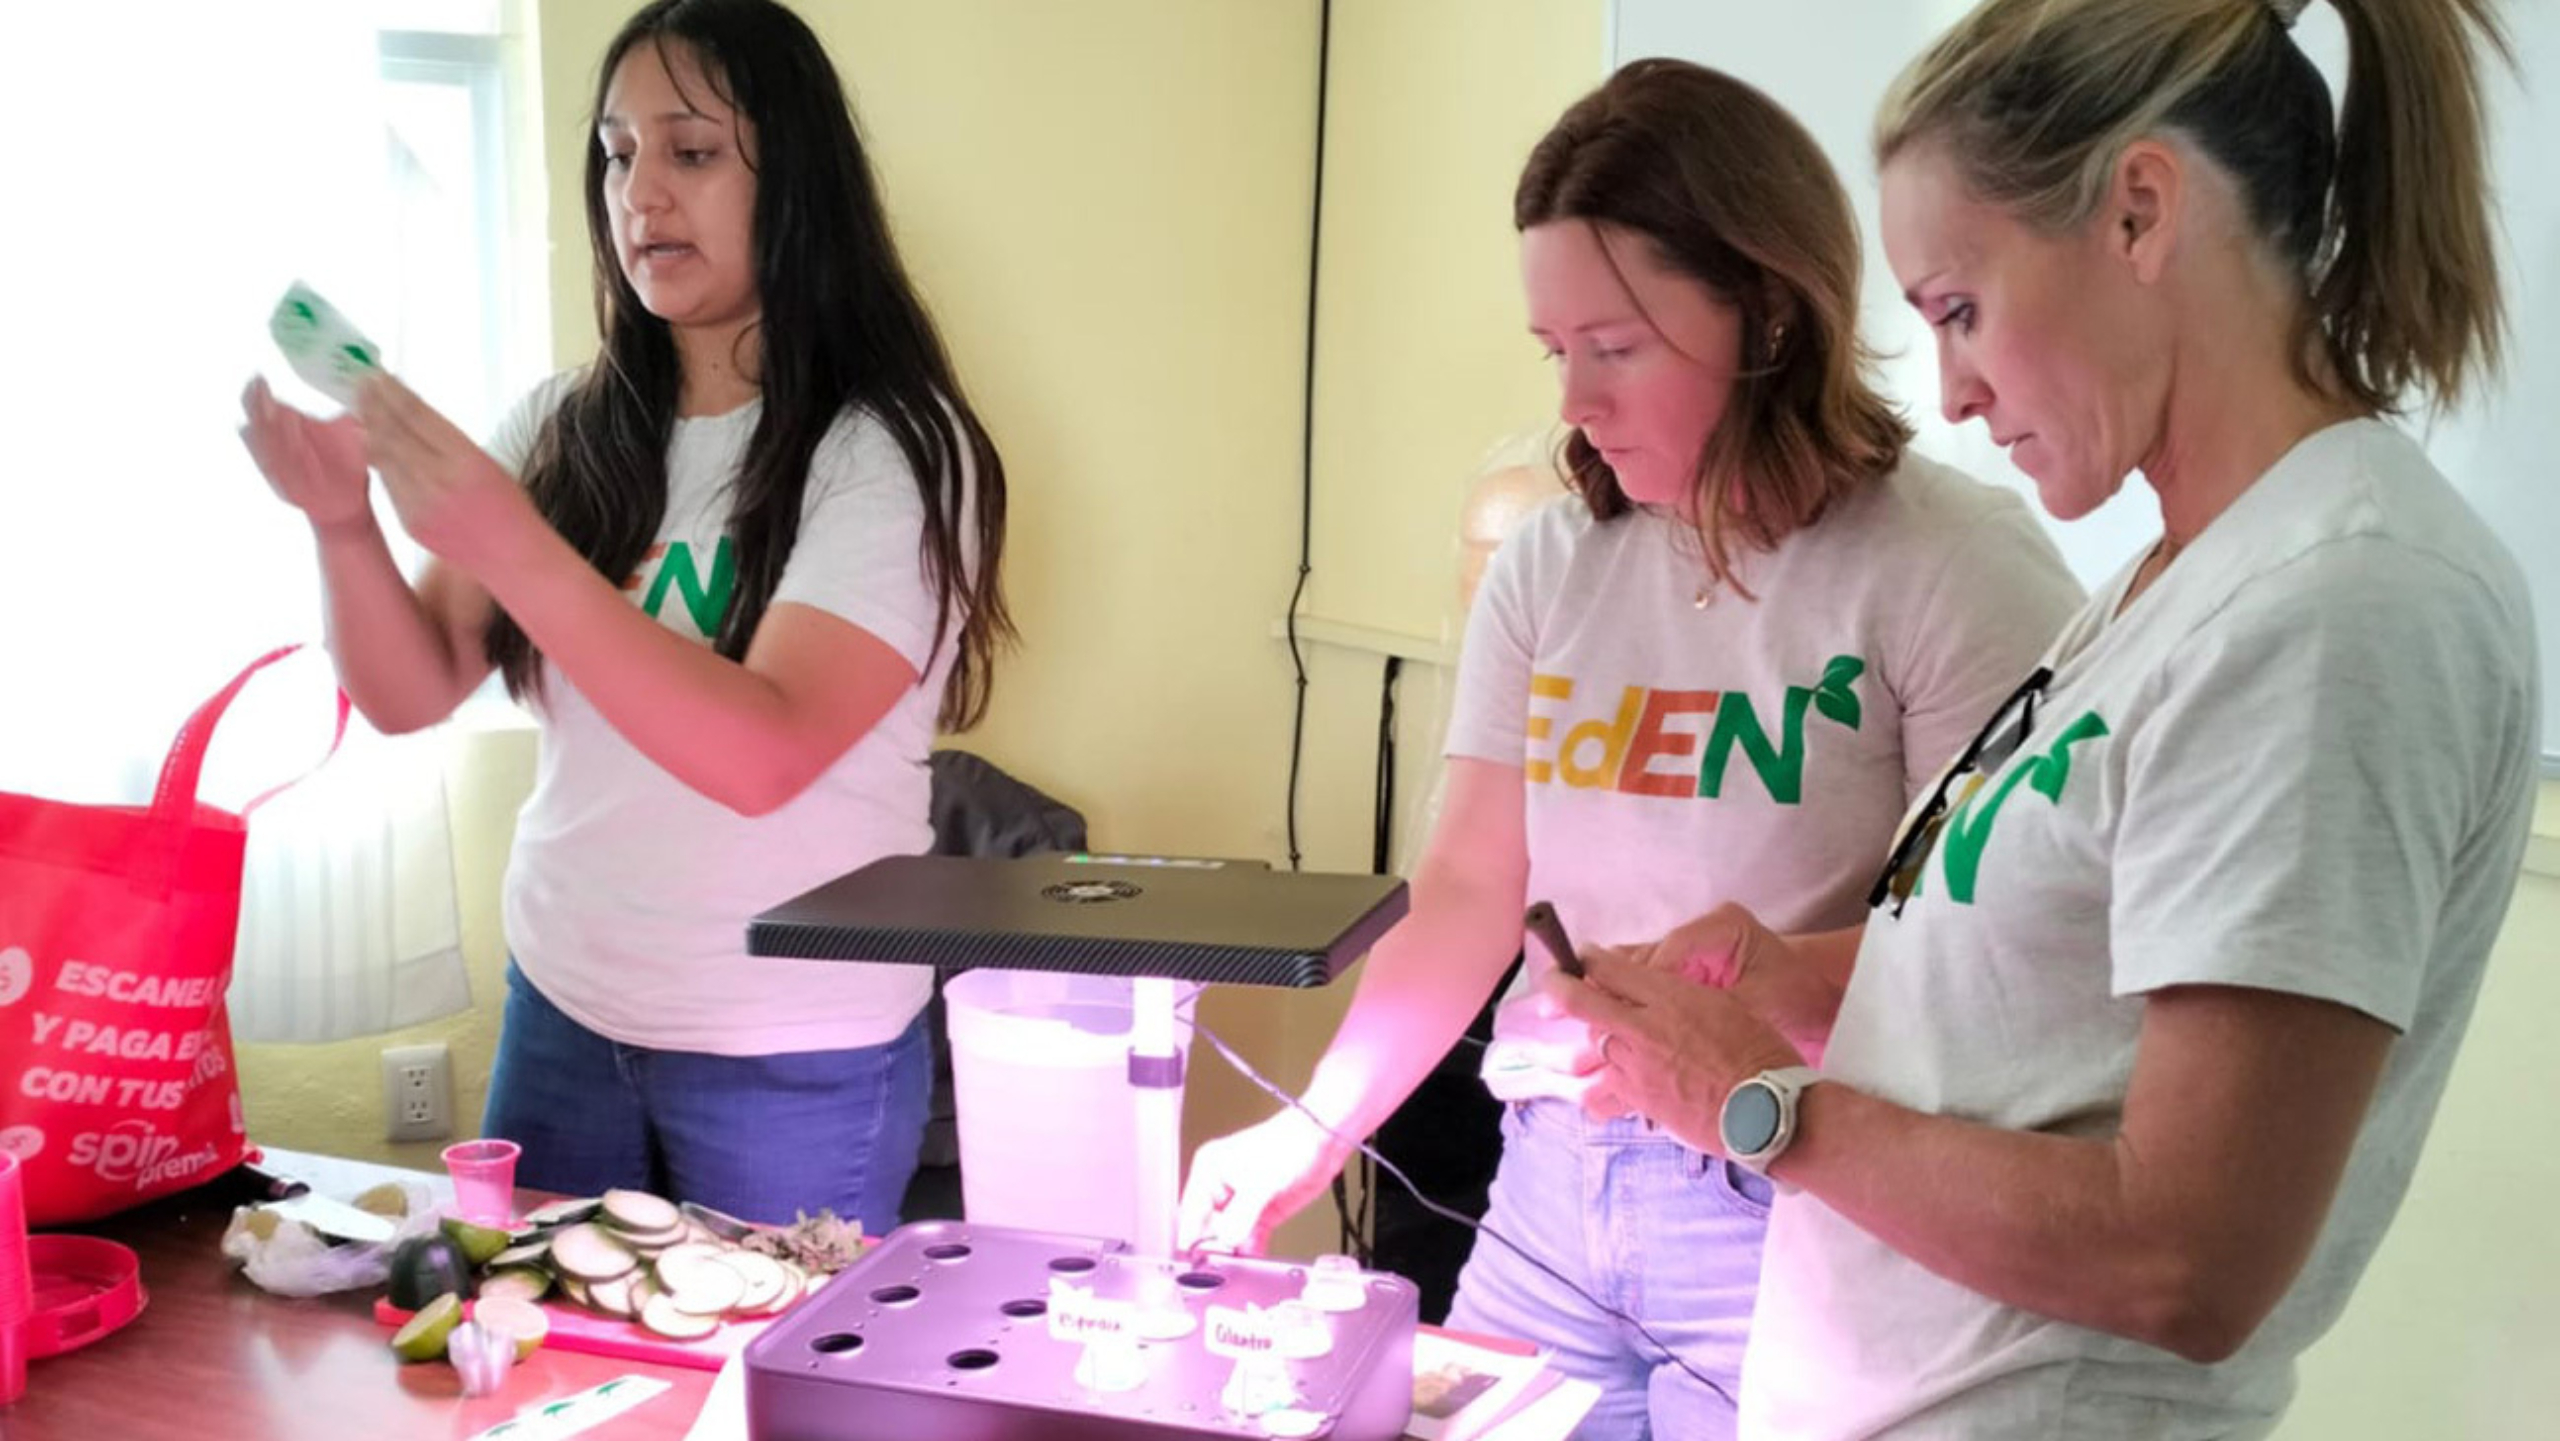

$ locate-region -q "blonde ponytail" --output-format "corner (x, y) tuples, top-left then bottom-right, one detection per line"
(2319, 0), (2509, 410)
(1877, 0), (2510, 413)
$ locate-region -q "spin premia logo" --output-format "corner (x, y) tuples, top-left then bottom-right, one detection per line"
(1524, 655), (1867, 805)
(0, 945), (31, 1008)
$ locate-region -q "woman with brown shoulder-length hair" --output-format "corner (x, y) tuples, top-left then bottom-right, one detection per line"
(1182, 59), (2083, 1438)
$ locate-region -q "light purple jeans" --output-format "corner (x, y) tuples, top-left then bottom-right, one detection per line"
(1445, 1098), (1773, 1441)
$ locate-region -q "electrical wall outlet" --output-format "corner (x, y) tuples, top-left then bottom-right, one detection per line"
(381, 1042), (454, 1143)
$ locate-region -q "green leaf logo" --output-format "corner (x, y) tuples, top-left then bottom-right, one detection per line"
(1812, 654), (1864, 730)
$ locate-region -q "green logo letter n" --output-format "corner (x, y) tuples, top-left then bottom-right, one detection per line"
(639, 537), (737, 636)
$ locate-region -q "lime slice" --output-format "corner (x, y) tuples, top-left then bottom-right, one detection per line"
(441, 1215), (517, 1267)
(471, 1294), (552, 1361)
(390, 1292), (464, 1362)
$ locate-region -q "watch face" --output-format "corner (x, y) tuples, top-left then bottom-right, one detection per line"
(1722, 1080), (1782, 1156)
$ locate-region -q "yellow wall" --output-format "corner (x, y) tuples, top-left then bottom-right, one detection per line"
(2279, 857), (2560, 1441)
(1303, 0), (1605, 648)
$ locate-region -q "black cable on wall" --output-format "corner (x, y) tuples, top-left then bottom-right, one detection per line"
(1372, 656), (1401, 876)
(1281, 0), (1332, 874)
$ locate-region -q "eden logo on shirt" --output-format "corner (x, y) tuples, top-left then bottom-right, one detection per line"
(1926, 709), (2110, 905)
(1525, 655), (1865, 805)
(622, 538), (736, 638)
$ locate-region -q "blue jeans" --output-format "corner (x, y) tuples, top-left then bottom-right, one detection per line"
(482, 962), (931, 1232)
(1445, 1100), (1773, 1441)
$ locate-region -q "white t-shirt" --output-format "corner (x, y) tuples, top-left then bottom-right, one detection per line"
(1443, 453), (2086, 1049)
(1743, 420), (2541, 1439)
(486, 375), (958, 1055)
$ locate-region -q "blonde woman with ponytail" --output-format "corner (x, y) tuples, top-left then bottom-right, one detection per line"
(1546, 1), (2542, 1435)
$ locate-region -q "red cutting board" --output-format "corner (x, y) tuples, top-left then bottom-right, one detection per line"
(373, 1295), (773, 1372)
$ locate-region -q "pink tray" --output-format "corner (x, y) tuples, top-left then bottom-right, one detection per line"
(26, 1235), (148, 1358)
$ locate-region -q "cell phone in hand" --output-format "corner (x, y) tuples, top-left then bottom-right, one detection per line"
(1523, 901), (1584, 978)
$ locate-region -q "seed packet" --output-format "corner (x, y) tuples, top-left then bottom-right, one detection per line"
(269, 280), (384, 406)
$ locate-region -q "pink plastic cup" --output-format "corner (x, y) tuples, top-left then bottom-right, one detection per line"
(1, 1150), (30, 1405)
(440, 1139), (522, 1227)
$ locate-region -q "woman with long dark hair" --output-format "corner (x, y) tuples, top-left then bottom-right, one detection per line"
(239, 0), (1009, 1230)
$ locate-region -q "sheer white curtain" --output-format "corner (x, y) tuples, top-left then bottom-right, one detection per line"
(0, 1), (509, 1040)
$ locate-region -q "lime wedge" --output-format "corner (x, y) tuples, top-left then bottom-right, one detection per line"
(441, 1216), (517, 1267)
(390, 1292), (464, 1362)
(470, 1294), (552, 1361)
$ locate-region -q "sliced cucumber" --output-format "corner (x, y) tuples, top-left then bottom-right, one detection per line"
(722, 1250), (790, 1314)
(479, 1267), (553, 1305)
(600, 1188), (681, 1235)
(547, 1222), (639, 1282)
(520, 1196), (603, 1228)
(587, 1269), (641, 1319)
(613, 1222), (688, 1253)
(654, 1242), (749, 1315)
(488, 1241), (552, 1272)
(640, 1291), (721, 1340)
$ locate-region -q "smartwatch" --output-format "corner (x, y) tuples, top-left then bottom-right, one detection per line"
(1719, 1066), (1823, 1175)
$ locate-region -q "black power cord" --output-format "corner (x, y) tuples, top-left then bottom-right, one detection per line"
(1336, 654), (1401, 1260)
(1371, 656), (1401, 875)
(1281, 0), (1333, 874)
(1191, 1010), (1737, 1410)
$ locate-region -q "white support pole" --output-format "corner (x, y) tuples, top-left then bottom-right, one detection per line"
(1129, 975), (1184, 1257)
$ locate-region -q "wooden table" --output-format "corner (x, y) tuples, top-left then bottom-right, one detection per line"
(2, 1149), (714, 1441)
(4, 1151), (1535, 1441)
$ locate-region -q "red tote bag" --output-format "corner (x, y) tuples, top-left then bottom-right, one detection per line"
(0, 646), (342, 1225)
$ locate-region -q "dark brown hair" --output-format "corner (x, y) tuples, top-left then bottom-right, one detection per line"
(489, 0), (1012, 729)
(1516, 58), (1913, 595)
(1876, 0), (2509, 414)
